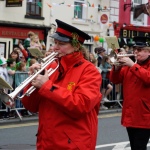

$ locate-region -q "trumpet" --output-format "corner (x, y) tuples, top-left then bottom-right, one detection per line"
(0, 52), (59, 108)
(109, 51), (135, 65)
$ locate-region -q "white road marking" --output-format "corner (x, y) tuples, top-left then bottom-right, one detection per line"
(96, 141), (129, 148)
(96, 141), (150, 149)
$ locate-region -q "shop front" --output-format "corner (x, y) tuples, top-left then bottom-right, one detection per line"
(120, 25), (150, 38)
(0, 21), (50, 58)
(113, 23), (150, 47)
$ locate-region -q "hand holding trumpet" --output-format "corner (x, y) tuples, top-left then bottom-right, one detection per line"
(29, 63), (49, 89)
(117, 56), (135, 67)
(110, 51), (135, 67)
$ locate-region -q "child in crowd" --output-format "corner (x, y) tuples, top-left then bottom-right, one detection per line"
(14, 62), (28, 116)
(24, 31), (35, 57)
(30, 34), (42, 51)
(29, 58), (37, 67)
(6, 58), (16, 88)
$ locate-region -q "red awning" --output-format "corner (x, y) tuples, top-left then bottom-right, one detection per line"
(0, 26), (44, 40)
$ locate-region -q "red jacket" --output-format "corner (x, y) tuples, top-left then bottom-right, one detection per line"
(22, 52), (102, 150)
(109, 59), (150, 129)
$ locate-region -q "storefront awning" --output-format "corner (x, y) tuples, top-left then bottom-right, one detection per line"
(120, 25), (150, 38)
(0, 21), (51, 40)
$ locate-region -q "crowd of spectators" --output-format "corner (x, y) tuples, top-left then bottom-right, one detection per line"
(92, 44), (135, 110)
(0, 31), (45, 119)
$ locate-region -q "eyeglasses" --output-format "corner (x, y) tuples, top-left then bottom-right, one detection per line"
(133, 48), (142, 52)
(133, 48), (147, 52)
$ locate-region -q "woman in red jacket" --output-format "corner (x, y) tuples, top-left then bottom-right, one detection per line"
(109, 36), (150, 150)
(22, 19), (102, 150)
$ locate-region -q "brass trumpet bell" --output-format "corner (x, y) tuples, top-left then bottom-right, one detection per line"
(0, 52), (59, 108)
(0, 90), (15, 108)
(109, 51), (135, 65)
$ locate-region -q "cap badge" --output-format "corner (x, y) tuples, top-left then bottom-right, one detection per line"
(71, 33), (80, 47)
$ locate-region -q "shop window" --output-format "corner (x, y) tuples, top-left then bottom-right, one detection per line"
(74, 0), (87, 20)
(25, 0), (44, 20)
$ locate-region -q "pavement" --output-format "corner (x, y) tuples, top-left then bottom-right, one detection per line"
(0, 114), (39, 125)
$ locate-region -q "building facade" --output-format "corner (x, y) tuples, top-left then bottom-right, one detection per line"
(0, 0), (111, 58)
(111, 0), (150, 47)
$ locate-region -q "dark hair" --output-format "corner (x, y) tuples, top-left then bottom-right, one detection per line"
(27, 31), (35, 38)
(95, 47), (106, 54)
(9, 50), (20, 63)
(7, 58), (15, 67)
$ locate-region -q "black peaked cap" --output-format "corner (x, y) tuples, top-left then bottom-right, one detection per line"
(51, 19), (91, 44)
(133, 36), (150, 47)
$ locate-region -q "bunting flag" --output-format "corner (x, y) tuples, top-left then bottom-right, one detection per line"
(75, 5), (81, 11)
(59, 2), (65, 5)
(47, 3), (52, 8)
(87, 1), (91, 7)
(37, 2), (42, 8)
(29, 1), (111, 11)
(91, 4), (94, 7)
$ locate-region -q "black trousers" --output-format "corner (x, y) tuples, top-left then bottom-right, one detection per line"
(126, 127), (150, 150)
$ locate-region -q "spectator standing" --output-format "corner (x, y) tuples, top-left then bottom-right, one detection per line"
(6, 58), (16, 88)
(109, 36), (150, 150)
(94, 47), (106, 67)
(9, 50), (20, 64)
(89, 52), (102, 73)
(100, 55), (113, 109)
(24, 31), (35, 49)
(24, 31), (35, 57)
(0, 57), (10, 118)
(14, 62), (28, 116)
(0, 57), (9, 85)
(22, 19), (102, 150)
(30, 34), (42, 51)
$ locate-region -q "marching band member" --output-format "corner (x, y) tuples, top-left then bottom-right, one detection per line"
(109, 37), (150, 150)
(22, 19), (102, 150)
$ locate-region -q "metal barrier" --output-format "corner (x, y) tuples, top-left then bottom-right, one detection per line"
(0, 72), (29, 120)
(0, 75), (123, 120)
(101, 78), (123, 109)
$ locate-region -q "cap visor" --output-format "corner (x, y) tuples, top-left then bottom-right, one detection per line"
(50, 33), (70, 42)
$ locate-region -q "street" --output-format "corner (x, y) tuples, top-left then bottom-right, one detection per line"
(0, 113), (150, 150)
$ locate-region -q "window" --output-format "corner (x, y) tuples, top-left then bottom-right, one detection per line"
(131, 0), (147, 25)
(74, 0), (87, 20)
(26, 0), (41, 16)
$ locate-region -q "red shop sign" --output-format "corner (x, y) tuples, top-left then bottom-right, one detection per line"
(100, 14), (108, 24)
(0, 27), (45, 40)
